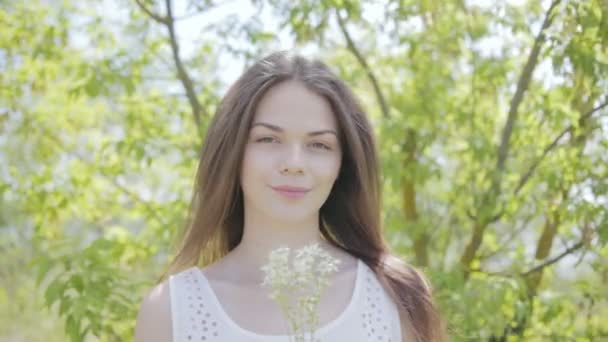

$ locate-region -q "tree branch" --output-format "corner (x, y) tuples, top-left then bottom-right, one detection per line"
(134, 0), (168, 24)
(496, 89), (598, 341)
(466, 239), (584, 281)
(494, 0), (561, 186)
(164, 0), (203, 130)
(460, 0), (561, 279)
(133, 0), (204, 132)
(521, 240), (584, 276)
(335, 9), (389, 119)
(514, 99), (608, 194)
(477, 213), (534, 261)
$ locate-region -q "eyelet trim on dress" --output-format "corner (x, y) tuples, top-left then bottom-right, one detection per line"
(181, 269), (221, 341)
(191, 259), (364, 340)
(360, 267), (393, 341)
(170, 260), (401, 341)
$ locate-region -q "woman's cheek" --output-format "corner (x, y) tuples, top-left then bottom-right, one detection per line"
(244, 144), (268, 160)
(314, 156), (341, 180)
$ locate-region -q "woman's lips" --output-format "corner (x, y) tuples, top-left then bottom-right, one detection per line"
(271, 186), (310, 199)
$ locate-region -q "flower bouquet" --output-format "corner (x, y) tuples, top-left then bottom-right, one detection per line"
(260, 243), (341, 342)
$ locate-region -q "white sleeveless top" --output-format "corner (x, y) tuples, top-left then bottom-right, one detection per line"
(169, 259), (403, 341)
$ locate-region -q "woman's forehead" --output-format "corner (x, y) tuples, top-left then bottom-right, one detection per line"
(253, 81), (338, 131)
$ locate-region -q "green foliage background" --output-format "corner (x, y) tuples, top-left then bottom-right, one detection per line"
(1, 0), (607, 341)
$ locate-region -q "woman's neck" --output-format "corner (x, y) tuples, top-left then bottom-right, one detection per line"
(205, 222), (352, 286)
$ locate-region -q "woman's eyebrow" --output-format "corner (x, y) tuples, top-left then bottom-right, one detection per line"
(251, 122), (337, 137)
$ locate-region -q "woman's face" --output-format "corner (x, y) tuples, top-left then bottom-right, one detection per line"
(240, 80), (342, 223)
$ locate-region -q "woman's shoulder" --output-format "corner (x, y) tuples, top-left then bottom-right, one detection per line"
(134, 279), (172, 342)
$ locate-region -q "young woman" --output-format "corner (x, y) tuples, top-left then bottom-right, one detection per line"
(135, 51), (443, 342)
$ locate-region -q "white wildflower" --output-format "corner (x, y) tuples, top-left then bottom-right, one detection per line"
(260, 243), (341, 342)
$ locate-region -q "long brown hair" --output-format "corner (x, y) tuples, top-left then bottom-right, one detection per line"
(161, 51), (444, 341)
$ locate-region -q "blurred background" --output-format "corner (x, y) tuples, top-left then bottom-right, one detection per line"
(1, 0), (607, 341)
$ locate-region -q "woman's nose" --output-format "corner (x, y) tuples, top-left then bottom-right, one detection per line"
(279, 143), (305, 174)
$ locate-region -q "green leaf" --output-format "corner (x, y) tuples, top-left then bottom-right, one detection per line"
(44, 278), (63, 306)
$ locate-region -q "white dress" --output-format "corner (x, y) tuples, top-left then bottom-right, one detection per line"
(169, 259), (403, 341)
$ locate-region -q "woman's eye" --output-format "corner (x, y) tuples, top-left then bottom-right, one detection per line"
(311, 142), (331, 150)
(256, 137), (277, 143)
(255, 137), (330, 150)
